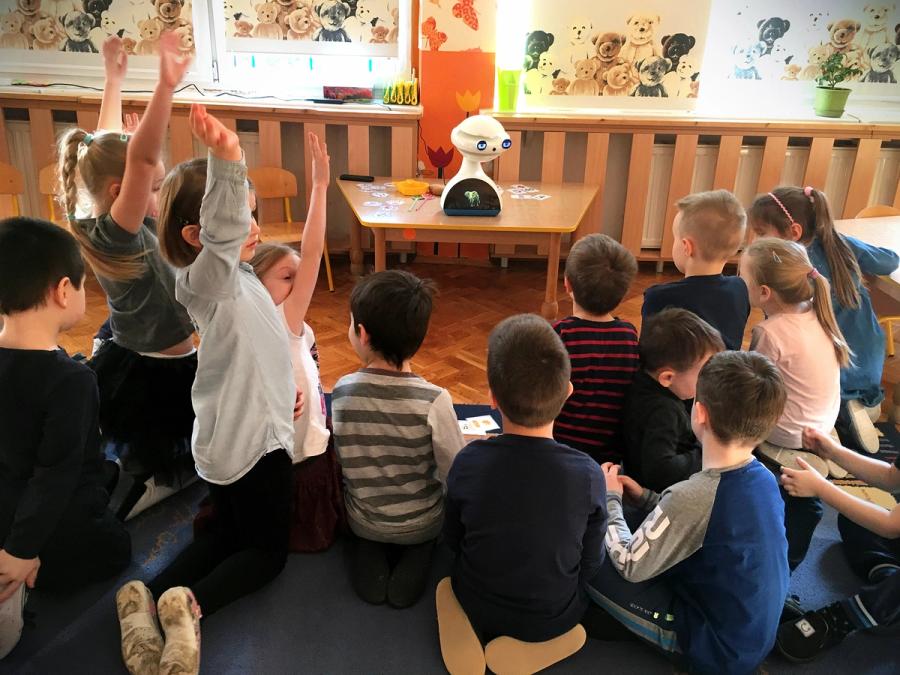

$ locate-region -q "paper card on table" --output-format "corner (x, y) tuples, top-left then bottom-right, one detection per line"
(467, 415), (500, 432)
(458, 419), (474, 434)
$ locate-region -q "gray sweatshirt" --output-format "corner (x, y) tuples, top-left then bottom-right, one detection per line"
(175, 154), (295, 485)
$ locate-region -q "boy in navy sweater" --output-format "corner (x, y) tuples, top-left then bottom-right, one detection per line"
(588, 351), (789, 675)
(438, 315), (607, 675)
(642, 190), (750, 350)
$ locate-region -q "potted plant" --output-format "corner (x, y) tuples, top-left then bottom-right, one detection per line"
(814, 52), (863, 118)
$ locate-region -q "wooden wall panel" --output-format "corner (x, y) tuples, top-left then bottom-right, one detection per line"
(756, 135), (789, 194)
(621, 133), (654, 254)
(541, 131), (566, 184)
(803, 136), (834, 190)
(344, 124), (370, 270)
(843, 139), (882, 218)
(573, 132), (609, 242)
(391, 125), (416, 178)
(257, 119), (283, 225)
(28, 107), (55, 219)
(497, 130), (522, 183)
(713, 135), (742, 191)
(661, 134), (699, 258)
(76, 110), (99, 133)
(168, 113), (194, 168)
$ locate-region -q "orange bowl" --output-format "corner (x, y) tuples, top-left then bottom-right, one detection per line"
(396, 179), (429, 196)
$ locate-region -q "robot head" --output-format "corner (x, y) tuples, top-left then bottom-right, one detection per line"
(450, 115), (512, 163)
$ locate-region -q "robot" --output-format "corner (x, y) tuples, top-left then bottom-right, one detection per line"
(441, 115), (512, 216)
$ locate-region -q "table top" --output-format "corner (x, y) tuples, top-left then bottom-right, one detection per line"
(337, 179), (599, 233)
(834, 216), (900, 287)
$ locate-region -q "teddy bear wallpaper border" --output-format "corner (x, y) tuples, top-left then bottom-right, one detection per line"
(0, 0), (196, 56)
(225, 0), (400, 56)
(521, 1), (712, 109)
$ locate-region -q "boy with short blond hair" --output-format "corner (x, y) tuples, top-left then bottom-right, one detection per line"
(589, 350), (789, 674)
(554, 234), (639, 463)
(642, 189), (750, 350)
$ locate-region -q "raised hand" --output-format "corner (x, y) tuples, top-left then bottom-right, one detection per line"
(308, 132), (331, 187)
(158, 30), (192, 90)
(102, 36), (128, 82)
(189, 104), (241, 162)
(122, 112), (141, 134)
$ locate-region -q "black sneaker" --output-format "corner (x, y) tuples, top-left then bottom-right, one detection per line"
(776, 606), (849, 662)
(0, 583), (27, 659)
(780, 594), (805, 625)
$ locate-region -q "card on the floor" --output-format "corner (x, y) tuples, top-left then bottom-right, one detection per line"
(467, 415), (499, 433)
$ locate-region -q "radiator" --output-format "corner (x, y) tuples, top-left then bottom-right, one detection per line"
(641, 143), (900, 248)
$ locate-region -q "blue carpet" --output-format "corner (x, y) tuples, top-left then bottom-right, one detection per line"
(2, 412), (897, 674)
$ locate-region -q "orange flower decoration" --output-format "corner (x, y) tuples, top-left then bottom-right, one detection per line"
(455, 90), (482, 114)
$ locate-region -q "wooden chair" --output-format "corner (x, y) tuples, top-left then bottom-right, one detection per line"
(856, 204), (900, 356)
(855, 204), (900, 219)
(248, 166), (334, 292)
(39, 164), (63, 223)
(0, 161), (24, 217)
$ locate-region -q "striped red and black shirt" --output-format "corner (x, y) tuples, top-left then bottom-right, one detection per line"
(552, 317), (640, 464)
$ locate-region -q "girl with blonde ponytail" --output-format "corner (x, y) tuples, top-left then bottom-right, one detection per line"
(741, 237), (849, 571)
(58, 33), (198, 519)
(748, 186), (899, 454)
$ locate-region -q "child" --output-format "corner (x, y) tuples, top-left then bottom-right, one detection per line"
(114, 105), (298, 675)
(588, 351), (789, 675)
(249, 133), (343, 551)
(437, 314), (607, 675)
(778, 427), (899, 661)
(623, 308), (724, 492)
(59, 33), (197, 516)
(553, 233), (639, 464)
(741, 237), (850, 571)
(0, 218), (130, 659)
(332, 270), (465, 609)
(748, 186), (899, 453)
(642, 190), (750, 350)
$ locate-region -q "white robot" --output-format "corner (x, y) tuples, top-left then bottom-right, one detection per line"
(441, 115), (512, 216)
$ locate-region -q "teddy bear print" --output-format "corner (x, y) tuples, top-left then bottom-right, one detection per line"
(620, 13), (661, 65)
(827, 19), (862, 57)
(254, 1), (284, 39)
(89, 9), (118, 50)
(566, 18), (595, 66)
(781, 63), (801, 80)
(16, 0), (50, 49)
(524, 50), (557, 95)
(370, 24), (388, 42)
(174, 23), (193, 54)
(83, 0), (112, 29)
(286, 6), (317, 40)
(233, 12), (254, 37)
(315, 0), (352, 41)
(661, 33), (695, 70)
(757, 17), (790, 55)
(662, 56), (697, 97)
(896, 21), (900, 44)
(860, 4), (892, 50)
(863, 42), (900, 82)
(759, 41), (794, 80)
(733, 40), (765, 79)
(632, 56), (670, 96)
(602, 62), (636, 96)
(136, 17), (162, 55)
(549, 77), (570, 94)
(61, 10), (97, 52)
(386, 4), (399, 44)
(31, 14), (64, 50)
(801, 43), (829, 80)
(273, 0), (296, 34)
(568, 59), (599, 96)
(347, 0), (385, 43)
(524, 30), (554, 70)
(591, 32), (626, 87)
(0, 11), (30, 50)
(152, 0), (188, 30)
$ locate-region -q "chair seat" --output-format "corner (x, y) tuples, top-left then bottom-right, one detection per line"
(259, 220), (305, 244)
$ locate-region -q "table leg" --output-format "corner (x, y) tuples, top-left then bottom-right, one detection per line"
(350, 218), (364, 276)
(374, 229), (387, 272)
(541, 233), (561, 320)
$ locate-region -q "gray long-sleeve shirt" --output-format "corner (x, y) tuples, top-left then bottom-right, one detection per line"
(176, 154), (295, 485)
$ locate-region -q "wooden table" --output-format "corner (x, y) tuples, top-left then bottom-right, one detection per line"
(835, 216), (900, 304)
(337, 179), (599, 319)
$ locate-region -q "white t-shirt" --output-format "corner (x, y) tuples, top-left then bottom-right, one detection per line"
(750, 308), (840, 449)
(277, 304), (330, 462)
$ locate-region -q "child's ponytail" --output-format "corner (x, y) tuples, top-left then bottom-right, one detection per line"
(807, 187), (862, 310)
(57, 127), (146, 281)
(744, 237), (851, 367)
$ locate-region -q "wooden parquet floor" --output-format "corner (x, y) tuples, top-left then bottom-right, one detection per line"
(61, 257), (899, 407)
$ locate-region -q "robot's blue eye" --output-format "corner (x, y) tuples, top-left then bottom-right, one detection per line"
(502, 139), (512, 149)
(476, 140), (487, 151)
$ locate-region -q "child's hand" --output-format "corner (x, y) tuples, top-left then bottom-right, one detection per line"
(293, 388), (304, 420)
(781, 457), (828, 498)
(189, 104), (241, 162)
(308, 132), (330, 188)
(601, 462), (624, 496)
(0, 549), (40, 602)
(802, 427), (839, 460)
(102, 36), (128, 82)
(158, 31), (192, 90)
(619, 474), (644, 504)
(123, 112), (141, 134)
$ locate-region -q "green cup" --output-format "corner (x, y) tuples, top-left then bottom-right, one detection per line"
(497, 69), (522, 112)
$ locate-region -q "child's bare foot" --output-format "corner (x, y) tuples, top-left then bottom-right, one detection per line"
(157, 587), (201, 675)
(116, 580), (164, 675)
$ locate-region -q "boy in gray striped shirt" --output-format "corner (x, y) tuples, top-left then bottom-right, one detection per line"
(333, 271), (465, 609)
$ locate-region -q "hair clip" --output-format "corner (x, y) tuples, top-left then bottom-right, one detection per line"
(65, 213), (76, 221)
(803, 185), (815, 203)
(808, 268), (820, 280)
(120, 134), (129, 142)
(82, 133), (94, 146)
(768, 191), (797, 227)
(771, 251), (782, 263)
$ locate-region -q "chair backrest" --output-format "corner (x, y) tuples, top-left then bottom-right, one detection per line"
(0, 161), (24, 196)
(856, 204), (900, 219)
(247, 166), (298, 200)
(39, 164), (59, 196)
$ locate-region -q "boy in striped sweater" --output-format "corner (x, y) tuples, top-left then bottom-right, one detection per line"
(332, 270), (465, 609)
(553, 234), (640, 464)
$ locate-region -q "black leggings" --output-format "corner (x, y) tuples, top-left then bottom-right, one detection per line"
(352, 536), (436, 609)
(148, 450), (291, 616)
